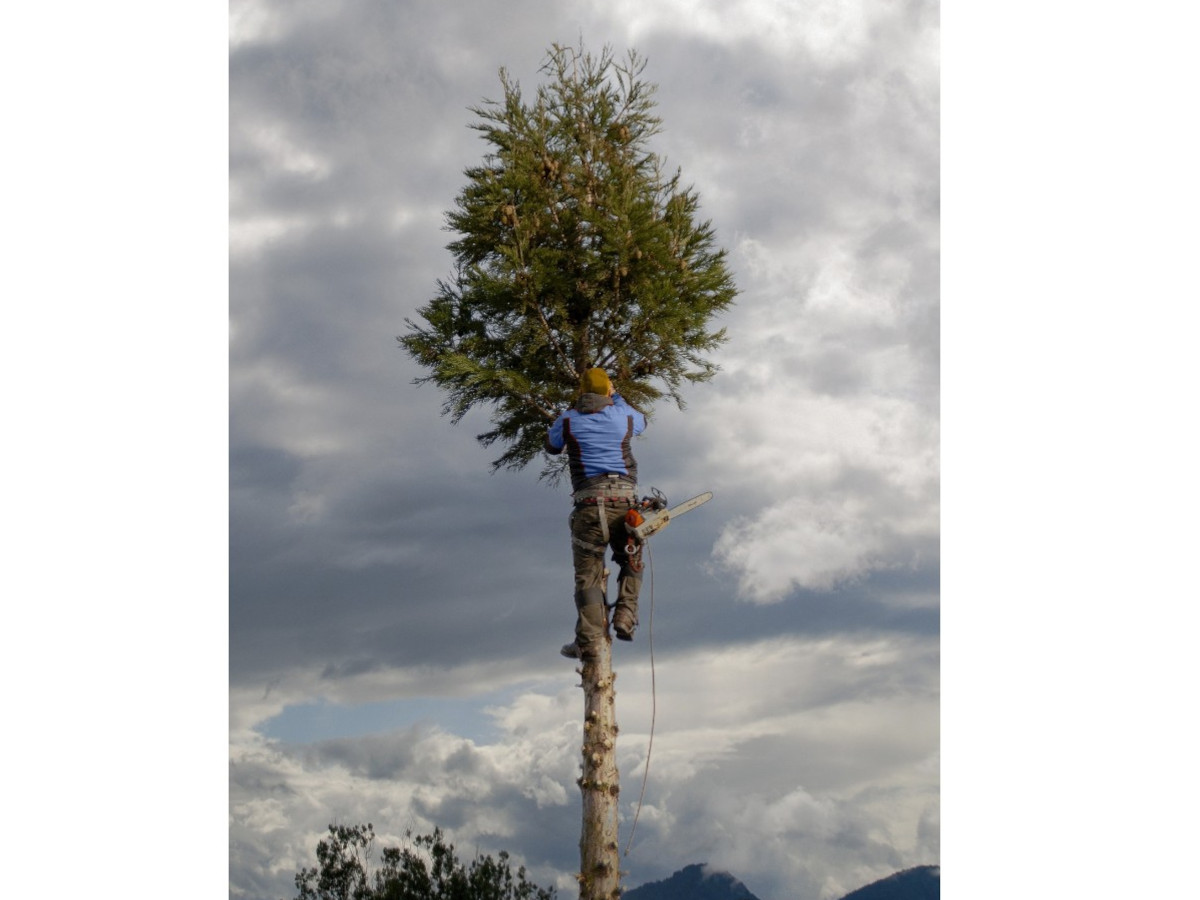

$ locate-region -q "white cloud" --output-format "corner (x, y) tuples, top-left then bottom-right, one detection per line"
(230, 635), (936, 899)
(228, 0), (287, 49)
(687, 235), (938, 601)
(672, 56), (938, 601)
(604, 0), (873, 64)
(615, 639), (938, 898)
(228, 213), (310, 258)
(243, 122), (333, 179)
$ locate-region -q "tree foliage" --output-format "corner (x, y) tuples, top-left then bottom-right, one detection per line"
(400, 41), (738, 475)
(292, 824), (556, 900)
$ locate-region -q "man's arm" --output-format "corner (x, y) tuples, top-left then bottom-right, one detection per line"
(545, 412), (566, 454)
(611, 394), (647, 437)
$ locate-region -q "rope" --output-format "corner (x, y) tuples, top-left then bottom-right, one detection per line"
(624, 538), (655, 856)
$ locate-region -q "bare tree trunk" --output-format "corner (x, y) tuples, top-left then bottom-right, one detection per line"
(577, 634), (620, 900)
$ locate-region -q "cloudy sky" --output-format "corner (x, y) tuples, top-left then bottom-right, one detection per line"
(228, 3), (939, 899)
(7, 2), (1199, 900)
(227, 0), (944, 897)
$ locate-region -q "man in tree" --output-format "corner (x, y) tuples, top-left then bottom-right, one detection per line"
(546, 367), (646, 660)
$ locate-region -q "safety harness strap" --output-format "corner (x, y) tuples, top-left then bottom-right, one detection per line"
(572, 535), (604, 555)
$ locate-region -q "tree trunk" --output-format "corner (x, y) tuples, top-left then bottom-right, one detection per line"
(577, 632), (620, 900)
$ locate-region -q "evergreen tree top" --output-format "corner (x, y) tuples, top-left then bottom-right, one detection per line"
(400, 42), (738, 478)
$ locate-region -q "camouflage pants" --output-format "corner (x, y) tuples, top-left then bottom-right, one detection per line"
(570, 499), (642, 649)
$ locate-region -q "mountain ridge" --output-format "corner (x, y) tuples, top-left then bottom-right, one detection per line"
(623, 862), (939, 900)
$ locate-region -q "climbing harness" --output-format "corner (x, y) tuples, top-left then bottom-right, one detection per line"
(571, 483), (654, 578)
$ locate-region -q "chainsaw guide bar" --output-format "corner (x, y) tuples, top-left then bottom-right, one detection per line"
(631, 492), (712, 541)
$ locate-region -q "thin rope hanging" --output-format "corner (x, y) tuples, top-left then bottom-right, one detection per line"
(624, 539), (656, 856)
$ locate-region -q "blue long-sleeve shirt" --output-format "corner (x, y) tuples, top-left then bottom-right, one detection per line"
(546, 392), (646, 492)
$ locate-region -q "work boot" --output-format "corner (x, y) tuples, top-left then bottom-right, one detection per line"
(560, 641), (600, 661)
(613, 609), (637, 642)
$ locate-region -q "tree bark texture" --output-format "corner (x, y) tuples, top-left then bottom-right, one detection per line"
(577, 633), (620, 900)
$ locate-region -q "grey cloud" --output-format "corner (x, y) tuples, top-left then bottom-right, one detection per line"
(298, 727), (441, 781)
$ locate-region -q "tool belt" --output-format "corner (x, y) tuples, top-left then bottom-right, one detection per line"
(575, 496), (636, 507)
(572, 475), (637, 509)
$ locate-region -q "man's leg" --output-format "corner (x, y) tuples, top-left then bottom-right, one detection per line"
(609, 509), (642, 641)
(569, 508), (608, 653)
